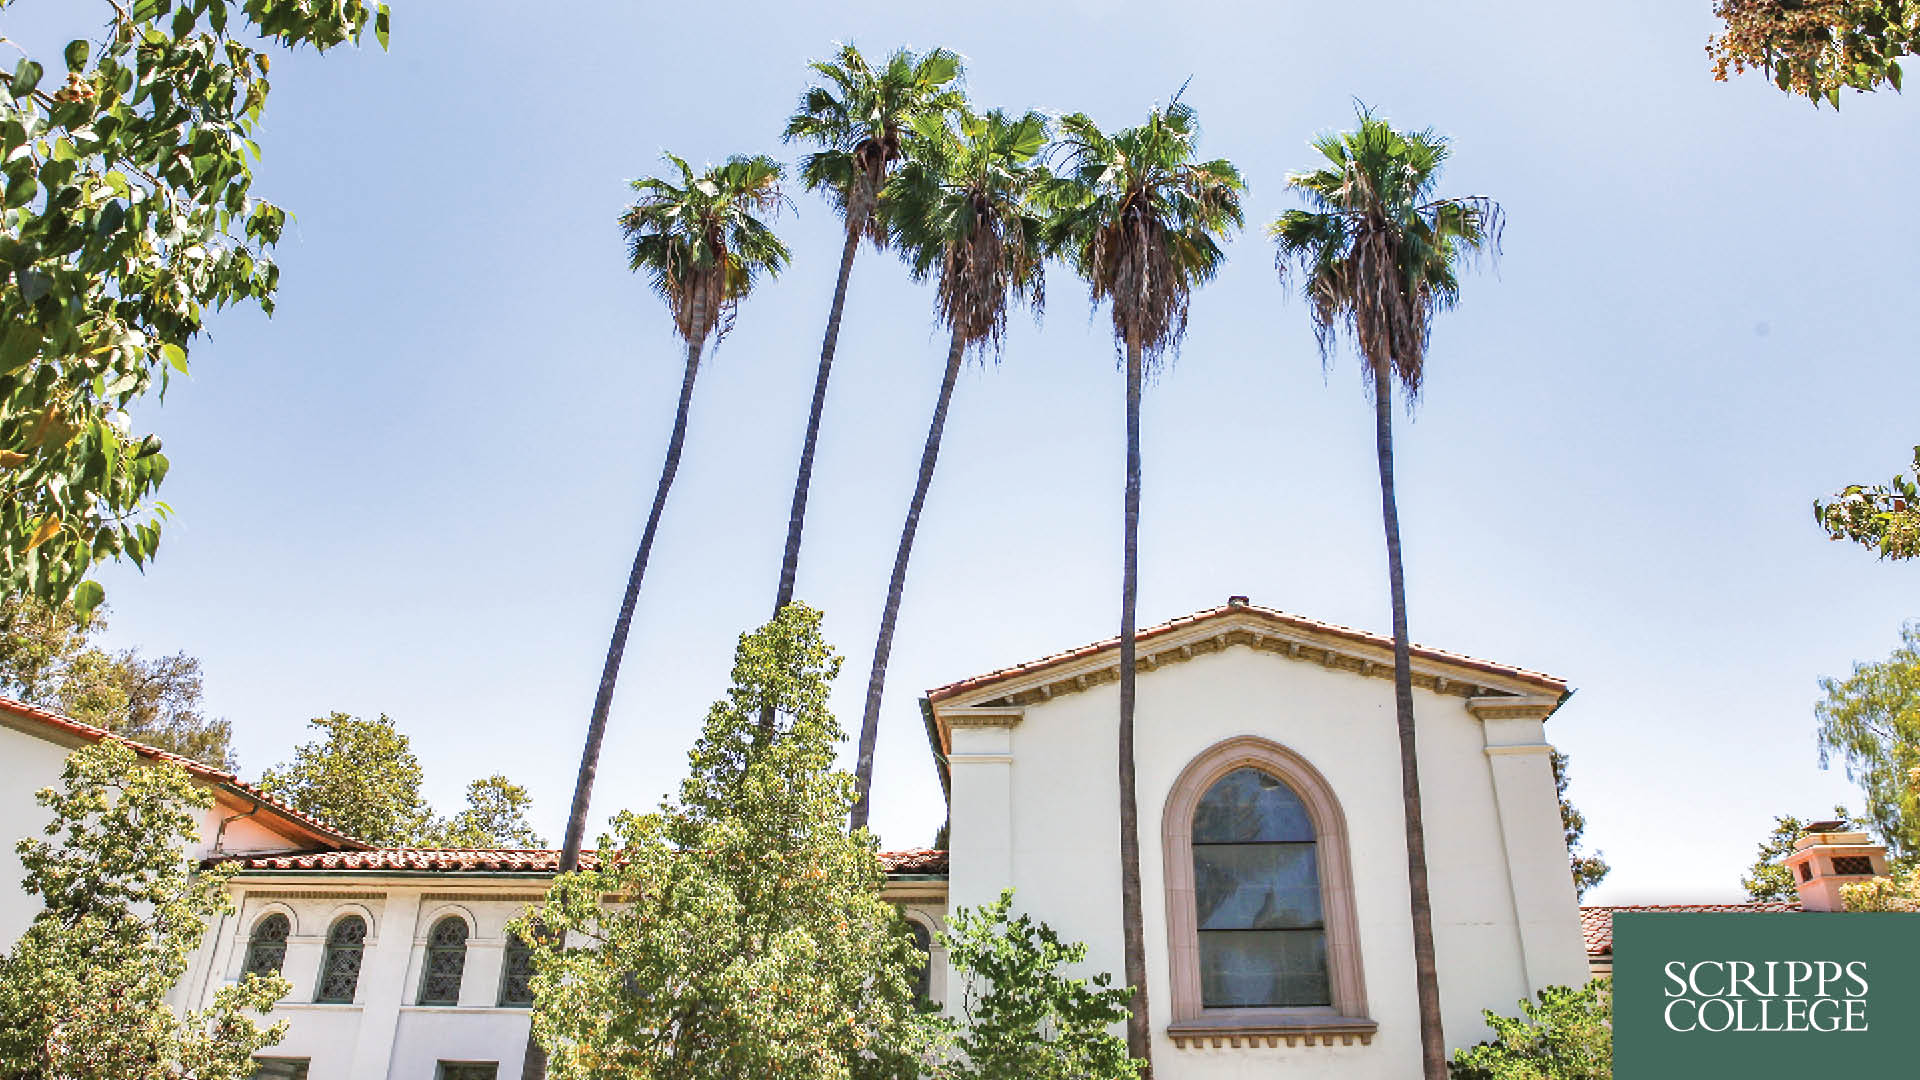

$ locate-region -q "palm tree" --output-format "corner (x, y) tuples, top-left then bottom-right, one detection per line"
(525, 155), (790, 1079)
(1270, 110), (1500, 1080)
(1043, 97), (1244, 1076)
(847, 107), (1050, 833)
(774, 45), (964, 620)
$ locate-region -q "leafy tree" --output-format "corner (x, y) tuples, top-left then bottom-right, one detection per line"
(1549, 750), (1609, 899)
(424, 775), (546, 849)
(1842, 862), (1920, 909)
(553, 153), (789, 875)
(1272, 108), (1501, 1080)
(1710, 0), (1920, 106)
(938, 889), (1141, 1080)
(1042, 95), (1244, 1075)
(1815, 447), (1920, 560)
(848, 107), (1049, 831)
(257, 711), (432, 846)
(1814, 624), (1920, 858)
(1743, 807), (1858, 901)
(774, 45), (964, 619)
(0, 595), (232, 769)
(0, 740), (289, 1078)
(0, 0), (387, 617)
(1449, 981), (1611, 1080)
(511, 605), (932, 1080)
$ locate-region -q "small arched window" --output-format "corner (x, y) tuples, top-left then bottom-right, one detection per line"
(314, 915), (368, 1004)
(243, 912), (291, 979)
(1192, 767), (1328, 1007)
(418, 917), (470, 1005)
(905, 920), (933, 1004)
(498, 933), (535, 1007)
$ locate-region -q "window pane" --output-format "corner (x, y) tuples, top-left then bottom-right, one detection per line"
(1193, 768), (1313, 843)
(498, 934), (535, 1007)
(250, 1059), (309, 1080)
(1194, 844), (1323, 930)
(1198, 929), (1330, 1007)
(315, 916), (366, 1004)
(436, 1064), (499, 1080)
(244, 914), (290, 979)
(906, 922), (932, 1003)
(419, 917), (469, 1005)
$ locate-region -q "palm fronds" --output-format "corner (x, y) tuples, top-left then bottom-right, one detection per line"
(620, 154), (792, 346)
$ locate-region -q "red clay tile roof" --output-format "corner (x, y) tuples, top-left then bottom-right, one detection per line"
(925, 600), (1566, 703)
(1579, 902), (1803, 955)
(222, 847), (951, 877)
(0, 695), (363, 850)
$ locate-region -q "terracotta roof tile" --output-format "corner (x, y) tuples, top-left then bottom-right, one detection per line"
(1578, 902), (1803, 955)
(0, 695), (362, 849)
(925, 600), (1565, 703)
(222, 847), (950, 877)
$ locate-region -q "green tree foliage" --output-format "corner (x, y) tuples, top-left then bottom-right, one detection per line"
(1449, 981), (1611, 1080)
(0, 741), (289, 1078)
(0, 0), (388, 616)
(1842, 863), (1920, 909)
(424, 775), (546, 849)
(1815, 447), (1920, 560)
(1814, 625), (1920, 859)
(1549, 750), (1609, 899)
(257, 711), (432, 846)
(1742, 807), (1857, 901)
(938, 889), (1140, 1080)
(512, 605), (931, 1080)
(0, 595), (232, 768)
(1710, 0), (1920, 106)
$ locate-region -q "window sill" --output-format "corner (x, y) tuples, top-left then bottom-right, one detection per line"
(1168, 1013), (1378, 1048)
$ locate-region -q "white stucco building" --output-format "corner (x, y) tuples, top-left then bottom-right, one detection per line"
(0, 596), (1594, 1079)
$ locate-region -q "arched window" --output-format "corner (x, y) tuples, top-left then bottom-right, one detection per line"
(905, 920), (933, 1004)
(1162, 736), (1373, 1046)
(1192, 767), (1327, 1007)
(243, 912), (291, 979)
(418, 917), (470, 1005)
(497, 932), (535, 1007)
(314, 915), (368, 1004)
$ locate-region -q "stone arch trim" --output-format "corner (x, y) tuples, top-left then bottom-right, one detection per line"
(417, 904), (478, 941)
(246, 900), (299, 939)
(1161, 735), (1374, 1043)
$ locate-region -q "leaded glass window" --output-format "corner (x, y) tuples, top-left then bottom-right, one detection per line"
(1192, 767), (1330, 1008)
(314, 915), (367, 1004)
(906, 920), (933, 1004)
(435, 1063), (498, 1080)
(498, 933), (535, 1007)
(417, 916), (469, 1005)
(243, 913), (290, 979)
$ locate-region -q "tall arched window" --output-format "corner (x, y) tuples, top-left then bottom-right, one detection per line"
(243, 913), (291, 979)
(905, 920), (933, 1004)
(1192, 767), (1327, 1007)
(315, 915), (368, 1004)
(418, 917), (470, 1005)
(497, 933), (535, 1007)
(1162, 736), (1374, 1047)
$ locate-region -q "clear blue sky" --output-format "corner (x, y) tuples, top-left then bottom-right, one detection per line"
(9, 1), (1915, 904)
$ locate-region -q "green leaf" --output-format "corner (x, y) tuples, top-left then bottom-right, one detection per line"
(1890, 60), (1904, 93)
(375, 5), (391, 50)
(6, 172), (37, 209)
(161, 342), (188, 373)
(63, 40), (89, 74)
(11, 59), (43, 97)
(71, 580), (104, 623)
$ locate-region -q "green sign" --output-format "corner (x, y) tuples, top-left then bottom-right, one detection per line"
(1614, 912), (1920, 1077)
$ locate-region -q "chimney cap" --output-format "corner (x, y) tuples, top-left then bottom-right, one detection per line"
(1227, 595), (1250, 607)
(1804, 819), (1848, 834)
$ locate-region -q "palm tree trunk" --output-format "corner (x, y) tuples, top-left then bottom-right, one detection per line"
(848, 326), (965, 832)
(772, 208), (866, 618)
(763, 204), (867, 742)
(522, 312), (708, 1080)
(1372, 355), (1446, 1080)
(1117, 339), (1154, 1078)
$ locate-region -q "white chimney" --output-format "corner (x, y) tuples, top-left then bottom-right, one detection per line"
(1783, 828), (1890, 912)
